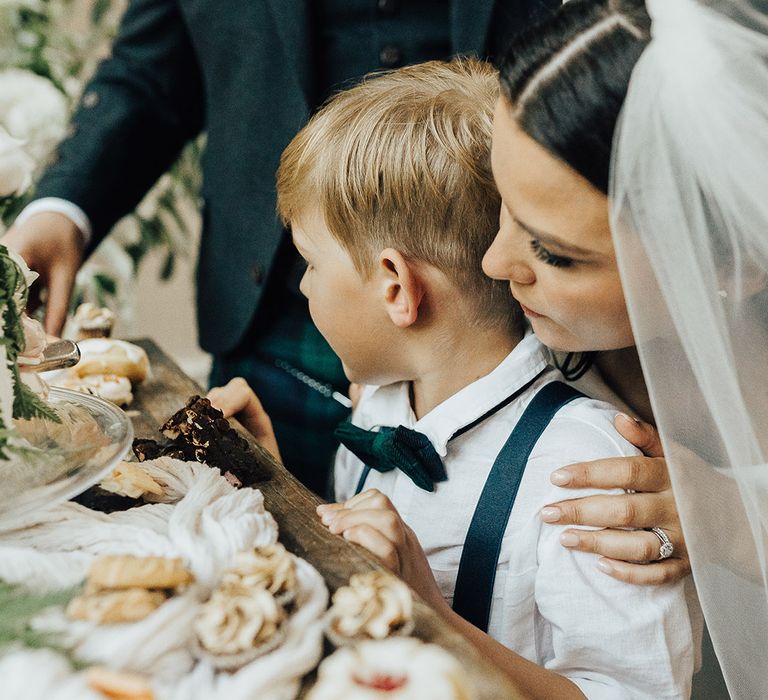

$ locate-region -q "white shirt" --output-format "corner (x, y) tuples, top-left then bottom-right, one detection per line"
(335, 334), (695, 699)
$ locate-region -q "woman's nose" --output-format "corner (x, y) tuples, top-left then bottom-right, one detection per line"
(482, 234), (536, 285)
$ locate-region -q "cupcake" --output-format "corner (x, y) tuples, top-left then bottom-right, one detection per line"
(307, 638), (471, 700)
(192, 586), (286, 670)
(219, 543), (298, 607)
(324, 571), (414, 646)
(72, 302), (115, 340)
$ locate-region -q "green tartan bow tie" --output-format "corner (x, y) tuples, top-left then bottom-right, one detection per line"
(334, 422), (448, 492)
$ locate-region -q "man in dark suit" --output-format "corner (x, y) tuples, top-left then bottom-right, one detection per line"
(1, 0), (557, 493)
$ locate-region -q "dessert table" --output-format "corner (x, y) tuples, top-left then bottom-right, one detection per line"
(131, 338), (524, 699)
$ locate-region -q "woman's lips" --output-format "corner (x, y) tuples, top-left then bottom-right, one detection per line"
(519, 303), (545, 319)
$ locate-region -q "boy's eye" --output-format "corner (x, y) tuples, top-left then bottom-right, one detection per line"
(529, 239), (574, 268)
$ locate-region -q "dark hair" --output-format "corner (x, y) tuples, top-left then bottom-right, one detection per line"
(498, 0), (651, 193)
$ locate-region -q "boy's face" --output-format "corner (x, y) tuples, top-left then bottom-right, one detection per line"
(291, 211), (397, 385)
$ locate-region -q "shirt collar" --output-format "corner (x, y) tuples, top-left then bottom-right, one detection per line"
(357, 333), (550, 457)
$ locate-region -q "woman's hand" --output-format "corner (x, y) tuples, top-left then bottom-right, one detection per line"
(207, 377), (282, 463)
(542, 414), (690, 585)
(317, 489), (445, 608)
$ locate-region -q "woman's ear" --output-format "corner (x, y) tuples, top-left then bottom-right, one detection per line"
(378, 248), (424, 328)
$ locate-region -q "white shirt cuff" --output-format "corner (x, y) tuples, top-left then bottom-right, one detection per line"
(15, 198), (93, 246)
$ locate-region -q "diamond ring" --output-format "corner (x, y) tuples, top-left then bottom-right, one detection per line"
(651, 527), (674, 560)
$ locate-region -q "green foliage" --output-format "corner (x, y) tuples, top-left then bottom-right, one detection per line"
(0, 581), (80, 664)
(11, 366), (61, 423)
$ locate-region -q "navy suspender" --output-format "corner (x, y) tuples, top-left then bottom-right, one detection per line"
(451, 381), (585, 633)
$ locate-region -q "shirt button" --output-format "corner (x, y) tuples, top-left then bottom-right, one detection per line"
(376, 0), (397, 15)
(379, 45), (402, 68)
(251, 263), (265, 285)
(82, 91), (99, 108)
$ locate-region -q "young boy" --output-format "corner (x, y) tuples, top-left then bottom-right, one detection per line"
(209, 60), (694, 698)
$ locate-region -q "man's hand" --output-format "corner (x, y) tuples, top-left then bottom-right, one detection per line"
(207, 377), (282, 463)
(543, 414), (689, 585)
(317, 489), (444, 607)
(1, 212), (84, 335)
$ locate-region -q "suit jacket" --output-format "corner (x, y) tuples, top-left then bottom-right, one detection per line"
(37, 0), (557, 354)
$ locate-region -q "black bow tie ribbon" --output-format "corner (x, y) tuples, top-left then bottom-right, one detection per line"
(334, 422), (448, 492)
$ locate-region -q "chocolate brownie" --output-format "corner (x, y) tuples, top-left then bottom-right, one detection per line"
(132, 396), (270, 486)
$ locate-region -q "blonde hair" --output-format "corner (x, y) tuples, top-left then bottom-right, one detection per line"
(277, 58), (520, 331)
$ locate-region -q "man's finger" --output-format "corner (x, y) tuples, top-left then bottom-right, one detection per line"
(596, 556), (691, 585)
(559, 527), (686, 562)
(613, 414), (665, 457)
(550, 456), (669, 492)
(541, 492), (672, 529)
(44, 264), (75, 336)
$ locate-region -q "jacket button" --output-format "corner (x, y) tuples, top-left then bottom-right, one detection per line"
(82, 91), (99, 108)
(376, 0), (397, 15)
(379, 45), (402, 67)
(251, 264), (265, 285)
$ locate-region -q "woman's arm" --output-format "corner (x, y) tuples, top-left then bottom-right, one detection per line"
(543, 414), (690, 584)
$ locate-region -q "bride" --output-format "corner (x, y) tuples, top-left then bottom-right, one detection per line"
(485, 0), (768, 696)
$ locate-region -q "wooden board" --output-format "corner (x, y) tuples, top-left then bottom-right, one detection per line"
(131, 338), (524, 699)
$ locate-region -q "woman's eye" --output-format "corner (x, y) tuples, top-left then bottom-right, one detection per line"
(530, 239), (574, 268)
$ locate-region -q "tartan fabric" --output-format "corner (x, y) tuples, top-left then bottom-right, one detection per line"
(210, 248), (350, 498)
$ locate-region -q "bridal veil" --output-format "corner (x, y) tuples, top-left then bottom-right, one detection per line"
(610, 1), (768, 696)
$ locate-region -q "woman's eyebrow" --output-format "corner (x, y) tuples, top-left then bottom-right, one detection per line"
(514, 216), (595, 256)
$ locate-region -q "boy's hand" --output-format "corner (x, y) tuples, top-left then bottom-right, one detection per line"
(317, 489), (446, 609)
(544, 415), (689, 586)
(207, 377), (282, 463)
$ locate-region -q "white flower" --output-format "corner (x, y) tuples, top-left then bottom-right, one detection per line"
(0, 69), (67, 163)
(7, 247), (37, 289)
(0, 126), (34, 197)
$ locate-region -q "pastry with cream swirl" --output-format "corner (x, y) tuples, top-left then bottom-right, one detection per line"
(193, 587), (286, 670)
(325, 571), (414, 646)
(220, 543), (297, 606)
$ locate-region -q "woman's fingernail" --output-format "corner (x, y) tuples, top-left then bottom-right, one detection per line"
(321, 513), (334, 525)
(550, 469), (571, 486)
(597, 559), (615, 574)
(541, 507), (561, 523)
(560, 532), (580, 547)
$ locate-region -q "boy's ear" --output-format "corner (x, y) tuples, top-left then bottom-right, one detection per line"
(378, 248), (425, 328)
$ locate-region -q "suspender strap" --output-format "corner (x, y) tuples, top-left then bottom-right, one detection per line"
(451, 381), (585, 632)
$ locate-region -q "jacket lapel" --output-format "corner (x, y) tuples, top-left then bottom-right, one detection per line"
(451, 0), (496, 55)
(265, 0), (311, 104)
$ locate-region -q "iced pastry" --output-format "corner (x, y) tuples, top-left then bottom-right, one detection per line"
(99, 462), (165, 500)
(220, 544), (297, 605)
(73, 302), (115, 340)
(73, 461), (163, 513)
(55, 372), (134, 407)
(85, 667), (155, 700)
(67, 588), (167, 624)
(87, 555), (193, 592)
(307, 638), (471, 700)
(193, 586), (286, 670)
(74, 339), (149, 384)
(325, 571), (414, 646)
(67, 555), (194, 625)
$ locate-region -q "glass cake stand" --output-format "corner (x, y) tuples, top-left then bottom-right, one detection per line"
(0, 387), (133, 530)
